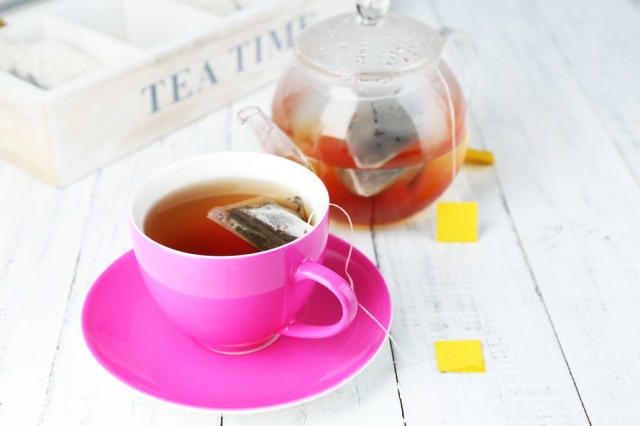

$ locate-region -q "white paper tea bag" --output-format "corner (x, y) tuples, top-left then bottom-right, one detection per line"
(336, 164), (424, 197)
(346, 98), (419, 168)
(332, 98), (424, 196)
(207, 195), (312, 251)
(0, 37), (102, 89)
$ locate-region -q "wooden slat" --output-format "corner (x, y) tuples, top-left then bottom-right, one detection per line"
(534, 0), (640, 184)
(0, 166), (95, 425)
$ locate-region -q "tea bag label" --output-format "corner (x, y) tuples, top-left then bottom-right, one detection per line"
(434, 340), (486, 373)
(465, 148), (494, 165)
(436, 202), (478, 242)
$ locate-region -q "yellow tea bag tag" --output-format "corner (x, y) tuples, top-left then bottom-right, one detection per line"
(435, 340), (486, 373)
(465, 148), (495, 165)
(436, 202), (478, 242)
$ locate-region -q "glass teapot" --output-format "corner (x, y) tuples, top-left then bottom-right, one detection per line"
(245, 0), (476, 226)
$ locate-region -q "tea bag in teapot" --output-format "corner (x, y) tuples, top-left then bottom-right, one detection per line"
(207, 195), (312, 251)
(336, 164), (424, 197)
(330, 98), (424, 197)
(346, 99), (420, 169)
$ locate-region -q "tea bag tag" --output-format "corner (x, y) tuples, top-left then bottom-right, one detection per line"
(465, 148), (495, 165)
(436, 202), (478, 242)
(434, 340), (486, 373)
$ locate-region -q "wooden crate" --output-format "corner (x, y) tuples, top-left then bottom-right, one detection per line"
(0, 0), (350, 186)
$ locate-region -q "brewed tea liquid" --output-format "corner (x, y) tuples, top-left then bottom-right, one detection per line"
(144, 181), (268, 256)
(307, 135), (467, 225)
(272, 64), (468, 225)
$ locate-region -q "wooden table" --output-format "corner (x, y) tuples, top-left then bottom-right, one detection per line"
(2, 0), (640, 424)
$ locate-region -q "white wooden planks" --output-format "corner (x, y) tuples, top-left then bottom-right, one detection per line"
(432, 0), (640, 423)
(534, 0), (640, 184)
(1, 0), (640, 424)
(372, 134), (587, 423)
(0, 167), (95, 425)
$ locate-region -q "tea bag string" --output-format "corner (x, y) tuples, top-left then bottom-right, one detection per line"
(307, 204), (432, 368)
(436, 65), (460, 202)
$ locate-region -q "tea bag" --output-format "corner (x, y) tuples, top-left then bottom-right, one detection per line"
(337, 99), (423, 196)
(346, 98), (420, 168)
(336, 164), (424, 197)
(207, 195), (312, 251)
(0, 37), (102, 89)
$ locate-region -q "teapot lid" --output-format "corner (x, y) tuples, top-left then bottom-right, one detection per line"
(295, 0), (442, 77)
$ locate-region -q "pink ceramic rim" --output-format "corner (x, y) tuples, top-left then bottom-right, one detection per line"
(128, 151), (330, 260)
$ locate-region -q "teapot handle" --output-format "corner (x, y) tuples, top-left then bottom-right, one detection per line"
(439, 27), (479, 101)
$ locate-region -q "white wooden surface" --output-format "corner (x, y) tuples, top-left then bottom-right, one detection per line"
(2, 0), (640, 424)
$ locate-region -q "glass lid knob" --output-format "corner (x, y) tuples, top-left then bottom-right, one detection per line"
(356, 0), (390, 25)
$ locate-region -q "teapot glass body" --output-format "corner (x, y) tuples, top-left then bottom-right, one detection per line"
(272, 58), (469, 225)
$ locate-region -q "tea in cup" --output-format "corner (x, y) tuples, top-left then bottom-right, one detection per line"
(129, 152), (358, 354)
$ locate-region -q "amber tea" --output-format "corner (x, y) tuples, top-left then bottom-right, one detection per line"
(144, 179), (306, 256)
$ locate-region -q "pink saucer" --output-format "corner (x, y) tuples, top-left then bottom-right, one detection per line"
(82, 235), (392, 412)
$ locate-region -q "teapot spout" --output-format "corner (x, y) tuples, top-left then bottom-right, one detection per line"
(237, 106), (314, 171)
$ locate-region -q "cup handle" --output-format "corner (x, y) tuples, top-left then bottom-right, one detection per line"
(279, 260), (358, 338)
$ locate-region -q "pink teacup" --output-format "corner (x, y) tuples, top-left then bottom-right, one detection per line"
(129, 152), (357, 354)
